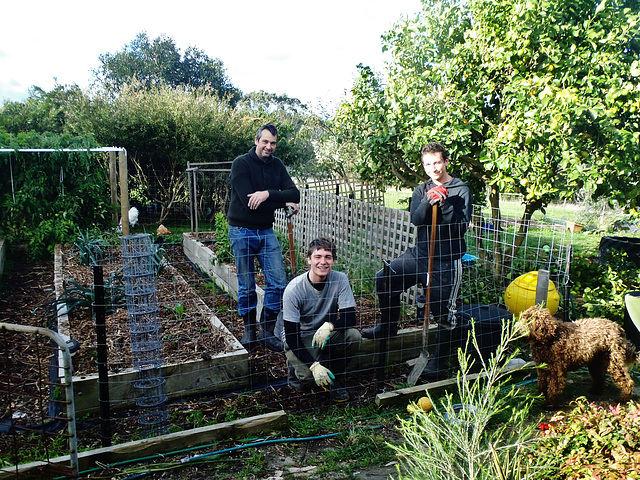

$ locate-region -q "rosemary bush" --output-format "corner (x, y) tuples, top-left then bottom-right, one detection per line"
(393, 320), (547, 480)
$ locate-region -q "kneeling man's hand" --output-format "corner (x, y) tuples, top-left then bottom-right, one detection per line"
(310, 361), (335, 388)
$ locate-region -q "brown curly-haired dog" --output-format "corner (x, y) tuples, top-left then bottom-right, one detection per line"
(518, 305), (638, 406)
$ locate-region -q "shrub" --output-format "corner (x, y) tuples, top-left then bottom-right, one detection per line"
(211, 212), (233, 265)
(532, 397), (640, 479)
(392, 321), (544, 480)
(573, 250), (640, 322)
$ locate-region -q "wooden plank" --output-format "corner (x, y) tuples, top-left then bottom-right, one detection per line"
(375, 361), (534, 407)
(2, 411), (288, 478)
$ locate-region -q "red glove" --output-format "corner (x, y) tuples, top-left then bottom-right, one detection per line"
(426, 185), (448, 205)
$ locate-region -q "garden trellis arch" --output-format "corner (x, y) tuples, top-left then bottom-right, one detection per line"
(0, 147), (134, 234)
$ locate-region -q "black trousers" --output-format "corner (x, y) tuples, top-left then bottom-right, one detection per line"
(376, 246), (463, 328)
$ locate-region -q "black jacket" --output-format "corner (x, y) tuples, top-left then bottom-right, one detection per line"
(410, 175), (472, 266)
(227, 147), (300, 229)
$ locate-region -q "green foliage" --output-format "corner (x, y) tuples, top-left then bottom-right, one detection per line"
(151, 242), (167, 277)
(26, 216), (77, 259)
(316, 427), (396, 475)
(531, 397), (640, 479)
(211, 212), (233, 265)
(185, 410), (206, 429)
(0, 431), (69, 467)
(237, 450), (268, 478)
(164, 302), (188, 321)
(392, 321), (543, 480)
(74, 228), (111, 266)
(0, 135), (113, 258)
(0, 84), (90, 135)
(95, 32), (241, 104)
(572, 250), (640, 321)
(37, 269), (125, 329)
(335, 0), (640, 218)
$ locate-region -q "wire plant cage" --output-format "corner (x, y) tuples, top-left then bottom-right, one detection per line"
(120, 234), (168, 437)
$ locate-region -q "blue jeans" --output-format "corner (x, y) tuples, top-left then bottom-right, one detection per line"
(228, 226), (287, 316)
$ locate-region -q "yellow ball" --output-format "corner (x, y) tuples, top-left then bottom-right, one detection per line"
(504, 271), (560, 316)
(418, 396), (433, 412)
(407, 396), (433, 414)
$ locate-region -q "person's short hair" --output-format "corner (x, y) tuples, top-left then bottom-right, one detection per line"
(256, 124), (278, 142)
(421, 142), (450, 161)
(307, 238), (337, 259)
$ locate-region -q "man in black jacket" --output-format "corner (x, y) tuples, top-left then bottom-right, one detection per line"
(228, 124), (300, 352)
(361, 142), (472, 381)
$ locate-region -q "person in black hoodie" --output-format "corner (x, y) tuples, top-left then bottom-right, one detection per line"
(361, 142), (472, 381)
(228, 124), (300, 352)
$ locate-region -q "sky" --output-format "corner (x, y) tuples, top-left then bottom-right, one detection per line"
(0, 0), (422, 112)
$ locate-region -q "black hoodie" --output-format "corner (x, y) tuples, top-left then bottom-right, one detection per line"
(227, 147), (300, 229)
(410, 175), (472, 267)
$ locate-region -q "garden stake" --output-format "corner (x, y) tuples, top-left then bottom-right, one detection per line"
(286, 206), (297, 279)
(407, 203), (438, 386)
(376, 260), (391, 389)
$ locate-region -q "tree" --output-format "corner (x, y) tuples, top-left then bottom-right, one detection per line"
(95, 32), (241, 104)
(87, 83), (319, 223)
(0, 84), (90, 135)
(335, 0), (640, 223)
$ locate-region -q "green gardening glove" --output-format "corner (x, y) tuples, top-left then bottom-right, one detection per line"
(309, 361), (335, 388)
(312, 322), (334, 349)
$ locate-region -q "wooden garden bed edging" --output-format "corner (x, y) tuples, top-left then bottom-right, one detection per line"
(183, 233), (266, 313)
(0, 410), (287, 479)
(374, 361), (534, 407)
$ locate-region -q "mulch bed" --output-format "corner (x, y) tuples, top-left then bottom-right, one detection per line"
(57, 244), (236, 376)
(0, 242), (395, 454)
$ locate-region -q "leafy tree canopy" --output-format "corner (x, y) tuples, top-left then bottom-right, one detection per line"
(95, 32), (242, 104)
(0, 84), (89, 136)
(335, 0), (640, 218)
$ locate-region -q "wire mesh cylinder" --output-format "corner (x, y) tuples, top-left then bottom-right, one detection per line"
(120, 233), (167, 437)
(121, 234), (157, 277)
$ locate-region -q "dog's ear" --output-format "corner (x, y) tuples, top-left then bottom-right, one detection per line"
(529, 309), (557, 342)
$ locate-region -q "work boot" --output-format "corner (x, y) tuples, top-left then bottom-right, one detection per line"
(258, 308), (284, 352)
(329, 379), (350, 403)
(240, 309), (257, 351)
(421, 327), (455, 382)
(361, 293), (400, 340)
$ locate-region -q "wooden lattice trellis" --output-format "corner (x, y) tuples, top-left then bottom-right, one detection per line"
(274, 189), (414, 267)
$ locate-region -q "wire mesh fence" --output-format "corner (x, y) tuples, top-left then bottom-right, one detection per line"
(0, 171), (576, 473)
(0, 323), (78, 479)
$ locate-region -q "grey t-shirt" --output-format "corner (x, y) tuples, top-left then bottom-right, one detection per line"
(283, 270), (356, 334)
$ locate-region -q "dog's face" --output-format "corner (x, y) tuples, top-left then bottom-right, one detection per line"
(517, 306), (558, 343)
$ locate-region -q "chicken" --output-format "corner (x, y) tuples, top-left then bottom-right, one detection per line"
(157, 224), (171, 236)
(116, 207), (139, 233)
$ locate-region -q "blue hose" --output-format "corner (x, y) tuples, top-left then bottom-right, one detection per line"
(116, 426), (384, 480)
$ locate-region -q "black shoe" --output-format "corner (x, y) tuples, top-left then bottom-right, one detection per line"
(240, 310), (257, 351)
(329, 382), (350, 403)
(420, 366), (449, 383)
(361, 324), (397, 340)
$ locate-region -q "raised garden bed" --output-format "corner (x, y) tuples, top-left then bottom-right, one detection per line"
(182, 232), (429, 370)
(54, 243), (249, 415)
